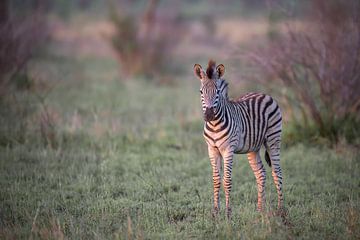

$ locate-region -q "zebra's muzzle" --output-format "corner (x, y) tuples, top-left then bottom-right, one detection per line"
(204, 107), (215, 121)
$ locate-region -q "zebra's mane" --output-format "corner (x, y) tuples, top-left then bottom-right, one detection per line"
(206, 60), (216, 79)
(205, 59), (229, 99)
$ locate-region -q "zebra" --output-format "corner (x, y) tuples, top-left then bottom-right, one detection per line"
(193, 60), (284, 219)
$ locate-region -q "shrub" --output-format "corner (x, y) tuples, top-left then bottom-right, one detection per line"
(249, 0), (360, 144)
(109, 0), (184, 81)
(0, 0), (51, 147)
(0, 1), (49, 95)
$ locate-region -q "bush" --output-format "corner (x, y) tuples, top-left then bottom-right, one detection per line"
(109, 0), (184, 81)
(0, 0), (51, 148)
(0, 1), (49, 95)
(249, 0), (360, 144)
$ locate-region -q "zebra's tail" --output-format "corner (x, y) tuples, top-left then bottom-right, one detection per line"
(265, 150), (271, 167)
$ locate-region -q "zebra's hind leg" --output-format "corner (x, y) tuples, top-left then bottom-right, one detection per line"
(208, 146), (222, 217)
(247, 151), (266, 212)
(266, 139), (284, 211)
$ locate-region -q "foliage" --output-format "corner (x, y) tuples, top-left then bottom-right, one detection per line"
(109, 0), (184, 81)
(0, 0), (49, 96)
(249, 0), (360, 144)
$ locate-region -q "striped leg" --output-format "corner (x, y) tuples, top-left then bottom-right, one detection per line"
(222, 151), (234, 219)
(208, 146), (221, 216)
(247, 152), (266, 212)
(266, 136), (284, 211)
(268, 147), (284, 210)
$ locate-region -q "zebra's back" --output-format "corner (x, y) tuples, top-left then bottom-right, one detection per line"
(232, 92), (282, 154)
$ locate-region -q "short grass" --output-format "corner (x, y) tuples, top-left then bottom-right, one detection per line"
(1, 50), (360, 239)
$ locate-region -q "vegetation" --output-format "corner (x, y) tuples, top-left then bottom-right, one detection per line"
(249, 0), (360, 144)
(0, 0), (49, 95)
(109, 0), (184, 80)
(1, 0), (359, 239)
(1, 50), (359, 239)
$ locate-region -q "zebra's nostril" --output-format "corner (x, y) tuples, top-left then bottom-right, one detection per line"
(205, 107), (213, 114)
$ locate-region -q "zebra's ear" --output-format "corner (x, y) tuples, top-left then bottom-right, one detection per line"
(216, 64), (225, 78)
(194, 64), (206, 81)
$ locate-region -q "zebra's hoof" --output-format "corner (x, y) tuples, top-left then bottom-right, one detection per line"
(256, 207), (265, 213)
(226, 208), (232, 220)
(277, 208), (288, 219)
(212, 207), (219, 218)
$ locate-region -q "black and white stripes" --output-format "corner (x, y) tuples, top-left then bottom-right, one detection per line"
(194, 60), (284, 218)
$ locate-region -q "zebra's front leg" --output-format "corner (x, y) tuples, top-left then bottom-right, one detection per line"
(222, 150), (234, 219)
(247, 152), (266, 212)
(208, 146), (222, 217)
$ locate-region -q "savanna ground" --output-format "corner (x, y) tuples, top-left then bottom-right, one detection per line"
(1, 3), (360, 239)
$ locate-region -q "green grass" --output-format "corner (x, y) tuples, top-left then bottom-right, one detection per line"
(1, 51), (359, 239)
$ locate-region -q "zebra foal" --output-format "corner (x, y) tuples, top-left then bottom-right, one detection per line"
(194, 60), (284, 219)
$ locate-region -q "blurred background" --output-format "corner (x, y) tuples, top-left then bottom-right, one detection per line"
(1, 0), (359, 239)
(1, 0), (359, 145)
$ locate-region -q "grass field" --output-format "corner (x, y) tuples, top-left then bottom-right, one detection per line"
(1, 46), (359, 239)
(0, 8), (360, 239)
